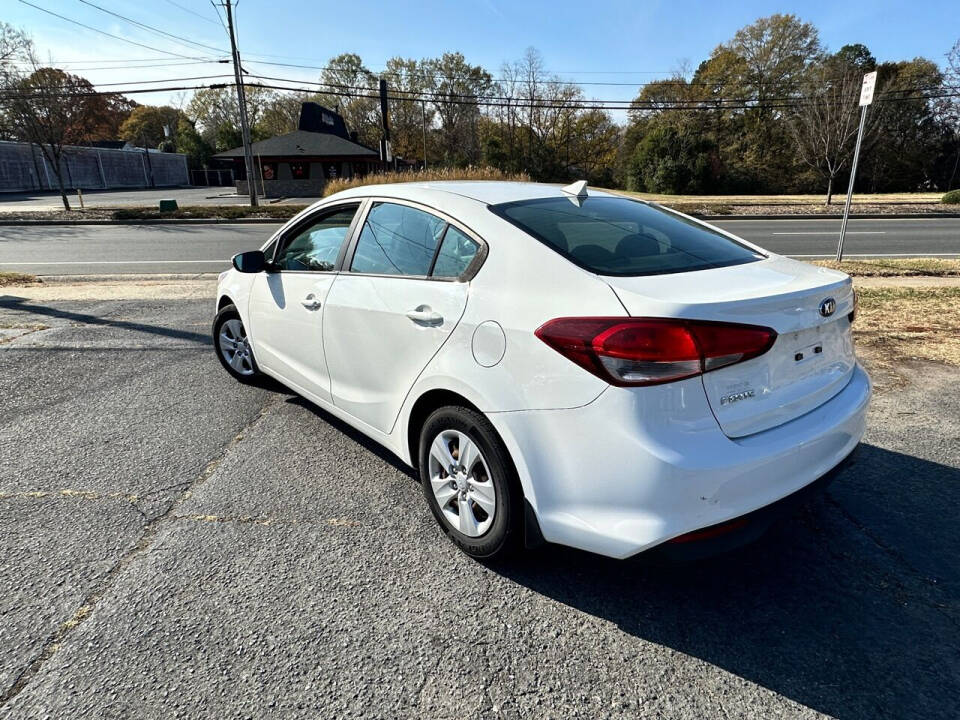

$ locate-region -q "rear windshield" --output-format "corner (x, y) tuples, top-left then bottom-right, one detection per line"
(489, 196), (763, 276)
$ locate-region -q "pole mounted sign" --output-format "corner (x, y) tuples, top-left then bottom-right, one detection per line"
(858, 70), (877, 106)
(837, 71), (878, 261)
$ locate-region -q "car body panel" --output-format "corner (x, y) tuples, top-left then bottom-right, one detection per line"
(214, 181), (871, 559)
(247, 271), (338, 402)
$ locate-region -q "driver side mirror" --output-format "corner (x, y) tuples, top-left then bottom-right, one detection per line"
(232, 250), (267, 273)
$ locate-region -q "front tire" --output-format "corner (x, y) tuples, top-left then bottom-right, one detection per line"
(419, 406), (521, 559)
(213, 304), (261, 383)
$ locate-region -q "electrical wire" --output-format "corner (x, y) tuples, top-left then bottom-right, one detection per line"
(16, 1), (213, 60)
(74, 0), (229, 55)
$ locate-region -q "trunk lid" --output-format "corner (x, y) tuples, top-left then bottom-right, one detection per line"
(603, 255), (856, 438)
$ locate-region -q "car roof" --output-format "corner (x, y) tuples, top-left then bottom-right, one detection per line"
(330, 180), (622, 206)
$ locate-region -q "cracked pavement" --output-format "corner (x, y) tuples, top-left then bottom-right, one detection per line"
(0, 290), (958, 719)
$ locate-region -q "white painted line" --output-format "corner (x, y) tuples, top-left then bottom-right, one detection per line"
(771, 231), (885, 235)
(788, 253), (960, 258)
(0, 261), (227, 266)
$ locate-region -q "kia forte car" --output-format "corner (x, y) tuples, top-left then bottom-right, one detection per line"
(213, 181), (870, 559)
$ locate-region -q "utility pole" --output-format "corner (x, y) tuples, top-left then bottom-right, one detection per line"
(421, 69), (428, 170)
(222, 0), (258, 206)
(836, 70), (877, 262)
(379, 78), (393, 172)
(421, 98), (427, 171)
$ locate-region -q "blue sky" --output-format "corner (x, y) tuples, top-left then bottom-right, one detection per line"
(7, 0), (957, 117)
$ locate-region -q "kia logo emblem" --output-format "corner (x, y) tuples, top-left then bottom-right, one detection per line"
(819, 298), (836, 317)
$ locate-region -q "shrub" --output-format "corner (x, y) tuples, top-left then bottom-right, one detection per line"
(322, 166), (531, 197)
(942, 189), (960, 204)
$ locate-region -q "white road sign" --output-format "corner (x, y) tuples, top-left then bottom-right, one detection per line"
(859, 71), (878, 106)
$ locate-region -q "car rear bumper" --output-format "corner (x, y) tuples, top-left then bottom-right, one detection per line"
(488, 363), (871, 559)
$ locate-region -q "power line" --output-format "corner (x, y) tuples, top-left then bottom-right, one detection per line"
(5, 81), (957, 111)
(16, 1), (211, 60)
(74, 0), (229, 55)
(163, 0), (221, 26)
(6, 59), (229, 72)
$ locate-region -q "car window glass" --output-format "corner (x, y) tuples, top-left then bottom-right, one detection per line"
(351, 202), (446, 276)
(274, 205), (358, 271)
(489, 196), (763, 277)
(432, 225), (478, 278)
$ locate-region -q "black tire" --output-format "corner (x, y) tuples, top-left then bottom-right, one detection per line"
(418, 406), (522, 559)
(213, 304), (261, 383)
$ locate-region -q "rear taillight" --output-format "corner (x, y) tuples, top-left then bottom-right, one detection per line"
(535, 317), (777, 387)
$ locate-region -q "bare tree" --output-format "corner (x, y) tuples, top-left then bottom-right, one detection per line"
(787, 64), (866, 204)
(5, 67), (105, 210)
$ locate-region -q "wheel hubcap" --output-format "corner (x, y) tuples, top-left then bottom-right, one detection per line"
(428, 430), (496, 538)
(219, 318), (255, 376)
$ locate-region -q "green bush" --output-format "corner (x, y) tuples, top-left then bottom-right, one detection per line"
(942, 189), (960, 204)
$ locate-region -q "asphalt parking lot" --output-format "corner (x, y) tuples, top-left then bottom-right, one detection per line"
(1, 290), (958, 719)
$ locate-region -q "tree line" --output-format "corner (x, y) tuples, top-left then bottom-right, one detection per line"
(2, 14), (958, 210)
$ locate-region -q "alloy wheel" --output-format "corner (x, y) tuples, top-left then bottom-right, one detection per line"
(218, 318), (255, 376)
(428, 429), (496, 537)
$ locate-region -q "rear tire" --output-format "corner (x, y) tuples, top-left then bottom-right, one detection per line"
(419, 406), (522, 559)
(213, 304), (261, 383)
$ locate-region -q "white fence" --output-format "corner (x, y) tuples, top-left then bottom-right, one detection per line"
(0, 141), (189, 192)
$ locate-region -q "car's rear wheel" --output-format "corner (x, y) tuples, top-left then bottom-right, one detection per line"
(419, 406), (521, 559)
(213, 305), (261, 383)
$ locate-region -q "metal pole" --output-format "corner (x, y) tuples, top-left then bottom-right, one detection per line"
(223, 0), (258, 206)
(421, 99), (427, 171)
(837, 104), (868, 262)
(379, 78), (390, 171)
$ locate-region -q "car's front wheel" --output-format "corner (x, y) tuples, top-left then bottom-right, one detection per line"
(419, 406), (521, 559)
(213, 304), (261, 383)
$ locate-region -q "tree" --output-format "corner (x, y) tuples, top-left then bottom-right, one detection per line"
(698, 14), (824, 191)
(119, 105), (181, 148)
(5, 68), (110, 209)
(428, 52), (494, 166)
(864, 58), (952, 191)
(382, 57), (436, 165)
(174, 116), (214, 168)
(0, 22), (31, 69)
(787, 50), (876, 204)
(187, 84), (273, 151)
(315, 53), (380, 148)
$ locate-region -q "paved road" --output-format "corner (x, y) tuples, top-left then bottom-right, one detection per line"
(0, 292), (958, 718)
(0, 217), (958, 275)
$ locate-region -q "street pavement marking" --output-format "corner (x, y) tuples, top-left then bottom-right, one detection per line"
(771, 231), (885, 235)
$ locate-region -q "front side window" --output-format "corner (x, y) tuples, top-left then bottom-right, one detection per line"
(489, 196), (763, 276)
(273, 204), (358, 272)
(351, 202), (446, 276)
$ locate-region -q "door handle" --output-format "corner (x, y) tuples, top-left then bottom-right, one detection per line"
(301, 293), (322, 310)
(406, 306), (443, 326)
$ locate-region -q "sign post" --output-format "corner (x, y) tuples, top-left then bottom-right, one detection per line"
(836, 71), (877, 262)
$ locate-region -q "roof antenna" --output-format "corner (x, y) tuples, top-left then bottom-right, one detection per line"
(562, 180), (588, 206)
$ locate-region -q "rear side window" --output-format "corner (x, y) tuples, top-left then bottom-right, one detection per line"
(432, 226), (479, 278)
(351, 202), (446, 276)
(489, 196), (763, 276)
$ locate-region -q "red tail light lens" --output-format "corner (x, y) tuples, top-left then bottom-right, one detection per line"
(535, 317), (777, 387)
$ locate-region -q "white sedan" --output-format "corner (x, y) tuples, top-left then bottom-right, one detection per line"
(213, 181), (870, 560)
